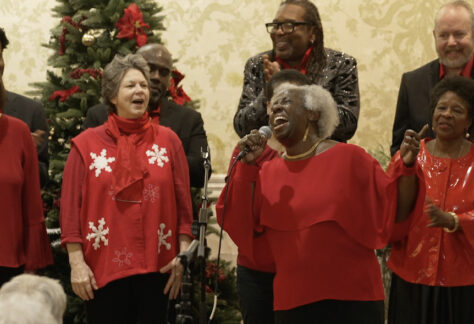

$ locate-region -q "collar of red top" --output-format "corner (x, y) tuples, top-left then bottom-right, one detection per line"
(439, 54), (474, 79)
(275, 46), (313, 74)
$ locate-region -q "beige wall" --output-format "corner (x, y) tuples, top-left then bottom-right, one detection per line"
(1, 0), (446, 172)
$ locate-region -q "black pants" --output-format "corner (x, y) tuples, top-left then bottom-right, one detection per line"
(0, 266), (24, 288)
(236, 265), (275, 324)
(86, 272), (170, 324)
(275, 299), (384, 324)
(388, 273), (474, 324)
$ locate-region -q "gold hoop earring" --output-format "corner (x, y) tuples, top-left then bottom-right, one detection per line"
(302, 125), (309, 142)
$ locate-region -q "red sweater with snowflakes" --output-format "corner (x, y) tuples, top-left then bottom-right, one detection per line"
(0, 115), (52, 270)
(60, 122), (193, 288)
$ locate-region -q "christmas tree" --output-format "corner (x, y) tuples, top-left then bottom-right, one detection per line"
(31, 0), (240, 322)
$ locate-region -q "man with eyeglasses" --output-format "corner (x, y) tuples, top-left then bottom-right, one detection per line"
(391, 0), (474, 156)
(233, 0), (360, 144)
(83, 44), (209, 189)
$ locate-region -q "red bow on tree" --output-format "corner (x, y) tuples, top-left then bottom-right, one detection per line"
(59, 16), (87, 55)
(168, 69), (191, 105)
(70, 68), (102, 79)
(115, 3), (150, 47)
(49, 85), (80, 102)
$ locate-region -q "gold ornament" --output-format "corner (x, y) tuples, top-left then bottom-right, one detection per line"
(82, 31), (96, 46)
(81, 29), (104, 47)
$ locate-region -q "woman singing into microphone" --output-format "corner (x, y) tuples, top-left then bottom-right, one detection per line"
(218, 82), (426, 324)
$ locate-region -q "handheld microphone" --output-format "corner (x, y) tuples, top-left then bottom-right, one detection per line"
(236, 126), (272, 161)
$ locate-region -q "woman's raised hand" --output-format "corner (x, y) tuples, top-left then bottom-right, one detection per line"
(238, 129), (268, 164)
(400, 124), (429, 166)
(263, 54), (280, 82)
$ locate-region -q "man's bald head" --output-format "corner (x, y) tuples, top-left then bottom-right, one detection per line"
(136, 44), (173, 108)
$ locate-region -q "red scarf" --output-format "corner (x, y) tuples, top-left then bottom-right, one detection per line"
(275, 46), (313, 74)
(105, 112), (152, 202)
(149, 104), (161, 124)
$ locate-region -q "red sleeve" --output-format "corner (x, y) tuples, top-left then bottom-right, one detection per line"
(169, 132), (193, 238)
(458, 211), (474, 249)
(386, 151), (426, 243)
(60, 145), (85, 246)
(21, 127), (53, 270)
(216, 161), (260, 260)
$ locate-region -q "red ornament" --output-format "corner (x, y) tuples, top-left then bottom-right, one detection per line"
(205, 262), (225, 282)
(49, 85), (80, 102)
(168, 69), (192, 105)
(115, 3), (150, 47)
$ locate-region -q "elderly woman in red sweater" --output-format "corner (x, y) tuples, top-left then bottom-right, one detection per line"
(0, 75), (52, 287)
(60, 54), (193, 324)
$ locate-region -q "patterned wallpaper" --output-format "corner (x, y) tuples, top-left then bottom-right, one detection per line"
(1, 0), (447, 172)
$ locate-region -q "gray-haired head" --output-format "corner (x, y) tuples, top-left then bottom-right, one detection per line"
(101, 53), (150, 113)
(435, 1), (474, 34)
(0, 274), (66, 323)
(271, 83), (339, 138)
(0, 297), (58, 324)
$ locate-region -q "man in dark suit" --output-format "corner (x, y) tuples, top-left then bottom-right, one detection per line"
(0, 28), (49, 186)
(391, 0), (473, 155)
(83, 44), (209, 188)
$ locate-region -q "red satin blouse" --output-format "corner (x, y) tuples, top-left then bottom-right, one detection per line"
(389, 139), (474, 286)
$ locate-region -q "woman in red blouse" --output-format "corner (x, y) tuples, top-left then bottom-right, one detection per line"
(217, 82), (426, 324)
(0, 75), (52, 286)
(388, 76), (474, 324)
(60, 54), (193, 324)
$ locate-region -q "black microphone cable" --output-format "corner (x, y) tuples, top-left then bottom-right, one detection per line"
(209, 152), (240, 321)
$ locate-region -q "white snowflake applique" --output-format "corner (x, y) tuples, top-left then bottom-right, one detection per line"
(89, 149), (115, 177)
(86, 218), (109, 250)
(143, 184), (160, 203)
(112, 248), (132, 267)
(158, 223), (172, 253)
(146, 144), (169, 167)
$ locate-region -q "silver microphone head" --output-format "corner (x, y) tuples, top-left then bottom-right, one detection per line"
(259, 126), (272, 139)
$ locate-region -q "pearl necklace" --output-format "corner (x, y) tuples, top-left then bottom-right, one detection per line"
(284, 137), (325, 160)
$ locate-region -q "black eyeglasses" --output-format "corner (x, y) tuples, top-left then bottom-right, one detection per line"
(265, 21), (310, 34)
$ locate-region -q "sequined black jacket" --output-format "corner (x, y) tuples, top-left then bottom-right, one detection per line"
(233, 48), (360, 141)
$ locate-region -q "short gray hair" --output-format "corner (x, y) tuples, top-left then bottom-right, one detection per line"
(0, 274), (66, 323)
(273, 83), (339, 138)
(435, 1), (474, 34)
(0, 298), (58, 324)
(101, 53), (150, 112)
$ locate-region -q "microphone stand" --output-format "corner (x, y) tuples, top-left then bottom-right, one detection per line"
(176, 148), (211, 324)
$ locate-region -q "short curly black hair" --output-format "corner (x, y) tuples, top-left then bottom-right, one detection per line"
(0, 28), (9, 50)
(429, 76), (474, 133)
(266, 69), (311, 99)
